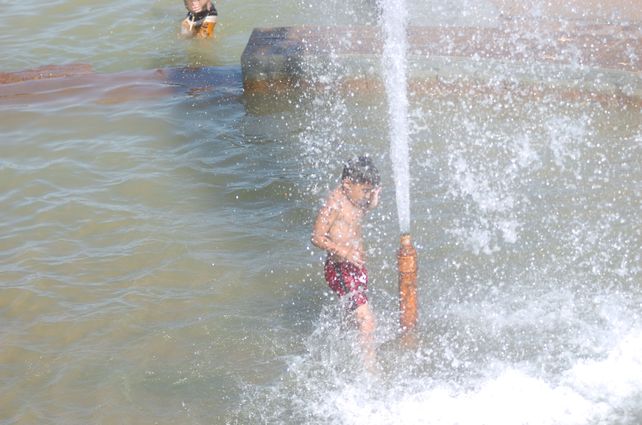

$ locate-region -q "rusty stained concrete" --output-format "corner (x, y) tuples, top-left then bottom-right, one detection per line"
(240, 20), (641, 107)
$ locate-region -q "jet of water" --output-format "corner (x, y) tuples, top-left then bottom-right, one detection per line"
(379, 0), (411, 233)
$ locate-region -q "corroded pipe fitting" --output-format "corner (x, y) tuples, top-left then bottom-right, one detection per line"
(398, 233), (418, 332)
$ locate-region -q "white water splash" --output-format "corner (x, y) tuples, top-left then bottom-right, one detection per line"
(379, 0), (411, 233)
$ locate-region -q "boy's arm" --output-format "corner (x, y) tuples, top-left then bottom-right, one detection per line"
(367, 186), (381, 210)
(312, 194), (357, 260)
(311, 198), (339, 254)
(312, 191), (365, 267)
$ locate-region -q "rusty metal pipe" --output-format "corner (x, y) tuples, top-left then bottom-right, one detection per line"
(398, 233), (418, 332)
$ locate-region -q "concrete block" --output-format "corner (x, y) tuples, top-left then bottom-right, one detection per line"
(241, 23), (641, 106)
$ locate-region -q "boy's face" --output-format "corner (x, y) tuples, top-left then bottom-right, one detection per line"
(184, 0), (209, 13)
(343, 180), (375, 209)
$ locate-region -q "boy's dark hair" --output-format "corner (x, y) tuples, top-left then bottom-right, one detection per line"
(342, 156), (380, 186)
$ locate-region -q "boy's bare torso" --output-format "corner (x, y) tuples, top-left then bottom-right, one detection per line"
(324, 187), (365, 264)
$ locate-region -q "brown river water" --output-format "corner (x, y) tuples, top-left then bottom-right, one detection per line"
(1, 0), (640, 424)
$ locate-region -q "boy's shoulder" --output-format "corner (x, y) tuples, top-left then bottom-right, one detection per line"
(326, 186), (346, 204)
(318, 187), (343, 213)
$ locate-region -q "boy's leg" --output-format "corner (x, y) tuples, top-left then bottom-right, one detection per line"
(354, 303), (376, 369)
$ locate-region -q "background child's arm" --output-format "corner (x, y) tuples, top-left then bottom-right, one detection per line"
(181, 17), (196, 37)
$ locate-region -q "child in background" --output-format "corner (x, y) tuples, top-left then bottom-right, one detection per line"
(181, 0), (218, 39)
(311, 156), (382, 369)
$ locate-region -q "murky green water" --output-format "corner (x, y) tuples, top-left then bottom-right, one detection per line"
(1, 1), (641, 424)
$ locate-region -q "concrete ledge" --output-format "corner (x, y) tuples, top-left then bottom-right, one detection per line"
(0, 66), (242, 105)
(0, 64), (94, 84)
(241, 24), (641, 105)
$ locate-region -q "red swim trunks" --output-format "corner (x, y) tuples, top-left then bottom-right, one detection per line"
(324, 258), (368, 310)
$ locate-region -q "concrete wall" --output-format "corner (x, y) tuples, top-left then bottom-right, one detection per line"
(241, 23), (641, 105)
(490, 0), (642, 22)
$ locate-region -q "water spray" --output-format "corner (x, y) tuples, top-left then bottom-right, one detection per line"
(379, 0), (418, 336)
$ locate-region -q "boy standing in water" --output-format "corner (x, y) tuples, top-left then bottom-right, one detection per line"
(311, 156), (382, 368)
(180, 0), (218, 39)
